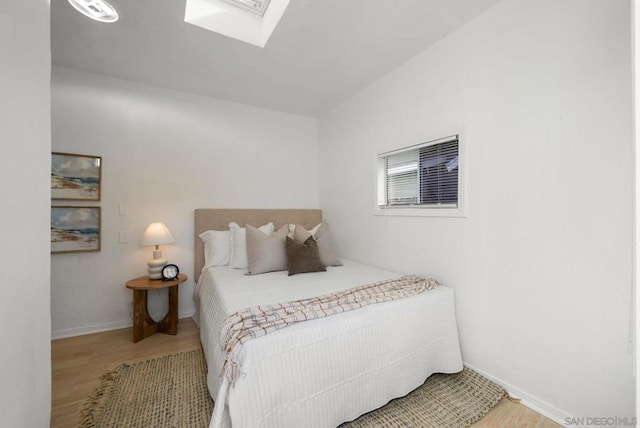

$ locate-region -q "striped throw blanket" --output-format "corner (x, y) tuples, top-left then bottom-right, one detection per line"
(220, 275), (441, 383)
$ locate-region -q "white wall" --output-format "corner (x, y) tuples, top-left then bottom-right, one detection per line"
(51, 67), (318, 337)
(0, 0), (52, 426)
(318, 0), (633, 422)
(635, 0), (640, 417)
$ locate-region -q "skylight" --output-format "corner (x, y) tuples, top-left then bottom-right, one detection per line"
(184, 0), (289, 48)
(219, 0), (272, 17)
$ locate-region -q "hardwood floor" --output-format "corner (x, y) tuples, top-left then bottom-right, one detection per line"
(470, 398), (561, 428)
(51, 318), (202, 427)
(51, 318), (561, 427)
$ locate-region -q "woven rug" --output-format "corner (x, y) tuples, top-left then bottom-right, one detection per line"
(80, 350), (213, 428)
(81, 349), (505, 428)
(340, 368), (505, 427)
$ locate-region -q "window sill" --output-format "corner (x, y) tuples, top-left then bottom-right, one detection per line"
(373, 206), (467, 218)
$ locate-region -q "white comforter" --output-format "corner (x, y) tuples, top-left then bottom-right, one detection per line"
(196, 260), (463, 428)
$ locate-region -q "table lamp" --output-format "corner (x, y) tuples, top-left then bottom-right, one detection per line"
(140, 222), (175, 279)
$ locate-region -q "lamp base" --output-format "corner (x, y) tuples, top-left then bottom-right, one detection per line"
(148, 250), (167, 280)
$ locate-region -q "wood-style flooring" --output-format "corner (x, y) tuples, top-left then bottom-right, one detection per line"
(51, 318), (561, 427)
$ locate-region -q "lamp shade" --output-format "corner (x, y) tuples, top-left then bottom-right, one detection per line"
(139, 222), (175, 246)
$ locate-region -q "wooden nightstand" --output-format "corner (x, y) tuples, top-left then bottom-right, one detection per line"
(125, 273), (187, 343)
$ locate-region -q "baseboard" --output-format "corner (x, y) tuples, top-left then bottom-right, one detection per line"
(51, 310), (196, 340)
(51, 319), (133, 339)
(464, 361), (570, 426)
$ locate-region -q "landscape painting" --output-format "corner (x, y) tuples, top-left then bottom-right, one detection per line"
(51, 206), (101, 253)
(51, 152), (102, 201)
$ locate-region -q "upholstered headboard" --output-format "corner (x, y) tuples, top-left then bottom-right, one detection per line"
(194, 208), (322, 276)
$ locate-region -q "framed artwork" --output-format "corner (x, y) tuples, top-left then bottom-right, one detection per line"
(51, 152), (102, 201)
(51, 206), (101, 253)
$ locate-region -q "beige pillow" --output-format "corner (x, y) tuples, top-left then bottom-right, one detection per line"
(246, 224), (289, 275)
(293, 222), (342, 267)
(285, 236), (326, 276)
(229, 222), (274, 269)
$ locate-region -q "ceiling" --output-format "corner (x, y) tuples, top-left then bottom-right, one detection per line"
(51, 0), (502, 117)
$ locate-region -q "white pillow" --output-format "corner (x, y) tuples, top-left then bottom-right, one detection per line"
(198, 230), (230, 268)
(229, 222), (274, 269)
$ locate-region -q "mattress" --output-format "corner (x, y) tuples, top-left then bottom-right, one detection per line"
(196, 259), (463, 428)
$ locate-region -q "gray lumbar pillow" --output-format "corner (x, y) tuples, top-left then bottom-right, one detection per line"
(293, 222), (342, 267)
(246, 224), (289, 275)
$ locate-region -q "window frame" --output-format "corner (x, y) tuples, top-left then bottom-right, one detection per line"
(374, 133), (467, 218)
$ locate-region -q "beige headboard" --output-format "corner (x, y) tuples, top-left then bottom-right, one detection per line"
(194, 208), (322, 276)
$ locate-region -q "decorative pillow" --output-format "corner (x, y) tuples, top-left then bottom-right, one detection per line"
(314, 222), (342, 267)
(246, 224), (289, 275)
(293, 222), (342, 267)
(285, 236), (326, 276)
(292, 223), (321, 242)
(198, 230), (230, 267)
(229, 222), (274, 269)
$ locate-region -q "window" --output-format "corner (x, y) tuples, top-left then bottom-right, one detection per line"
(376, 135), (463, 216)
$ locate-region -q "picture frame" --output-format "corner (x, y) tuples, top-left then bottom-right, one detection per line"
(51, 206), (101, 253)
(51, 152), (102, 201)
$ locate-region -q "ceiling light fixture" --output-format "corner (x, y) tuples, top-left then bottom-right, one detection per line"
(67, 0), (119, 23)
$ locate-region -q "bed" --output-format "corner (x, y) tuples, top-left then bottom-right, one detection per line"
(193, 209), (463, 428)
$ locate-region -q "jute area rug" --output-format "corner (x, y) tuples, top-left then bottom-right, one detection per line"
(81, 349), (505, 428)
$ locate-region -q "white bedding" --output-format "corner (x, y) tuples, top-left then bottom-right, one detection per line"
(196, 259), (463, 428)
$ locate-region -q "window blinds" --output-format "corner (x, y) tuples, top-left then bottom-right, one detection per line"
(379, 135), (459, 208)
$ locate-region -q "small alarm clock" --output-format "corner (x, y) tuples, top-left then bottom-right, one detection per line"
(161, 264), (180, 281)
